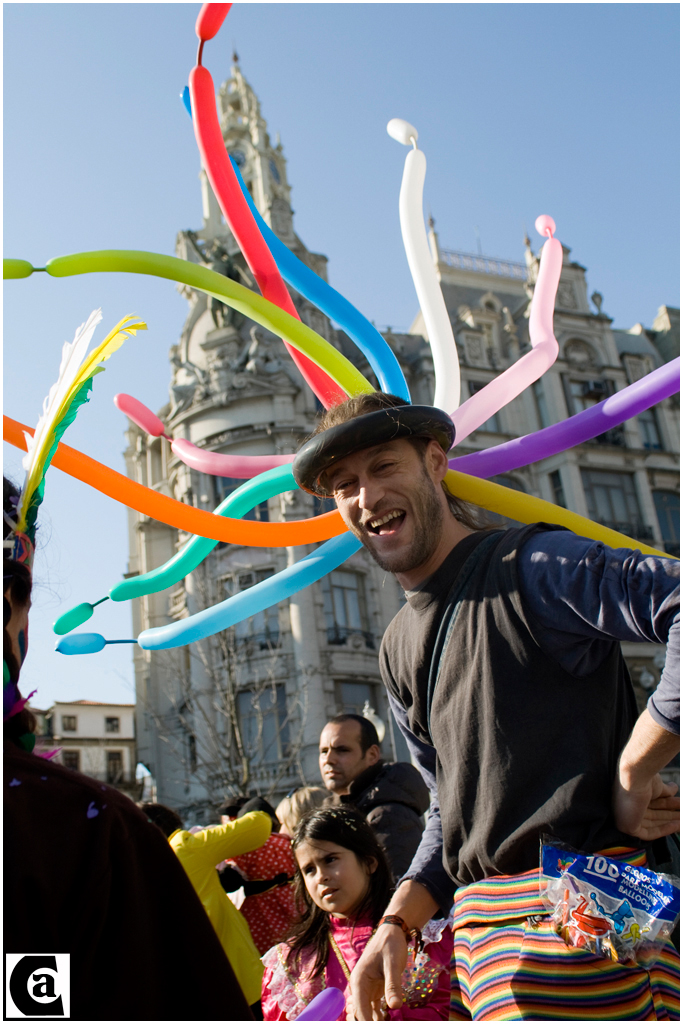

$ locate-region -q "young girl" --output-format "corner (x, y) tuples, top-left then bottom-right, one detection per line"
(261, 807), (452, 1021)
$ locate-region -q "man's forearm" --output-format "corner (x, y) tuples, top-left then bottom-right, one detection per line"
(619, 708), (680, 787)
(382, 879), (439, 931)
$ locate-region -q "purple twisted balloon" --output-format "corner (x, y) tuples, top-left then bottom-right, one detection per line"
(451, 357), (680, 478)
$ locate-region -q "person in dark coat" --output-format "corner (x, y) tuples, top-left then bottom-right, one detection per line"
(319, 713), (429, 880)
(4, 476), (252, 1022)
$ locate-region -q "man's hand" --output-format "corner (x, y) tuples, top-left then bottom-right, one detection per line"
(348, 923), (408, 1021)
(614, 708), (680, 840)
(348, 880), (438, 1021)
(613, 771), (679, 840)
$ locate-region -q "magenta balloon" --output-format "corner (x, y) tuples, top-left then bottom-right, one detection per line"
(171, 437), (295, 478)
(295, 987), (345, 1021)
(451, 357), (681, 478)
(114, 394), (168, 437)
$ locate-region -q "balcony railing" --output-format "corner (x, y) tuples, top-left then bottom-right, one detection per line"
(326, 626), (375, 650)
(235, 630), (281, 651)
(440, 249), (527, 280)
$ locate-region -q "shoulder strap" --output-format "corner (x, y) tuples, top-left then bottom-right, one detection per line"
(425, 530), (503, 741)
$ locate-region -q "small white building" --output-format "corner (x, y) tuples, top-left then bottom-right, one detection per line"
(50, 700), (140, 797)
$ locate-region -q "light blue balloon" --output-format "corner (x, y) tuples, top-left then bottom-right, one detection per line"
(56, 633), (107, 655)
(181, 85), (192, 119)
(137, 533), (362, 651)
(109, 465), (296, 603)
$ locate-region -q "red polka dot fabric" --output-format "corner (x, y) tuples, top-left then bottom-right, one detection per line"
(230, 832), (300, 955)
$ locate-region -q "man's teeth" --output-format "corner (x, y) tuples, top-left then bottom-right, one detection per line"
(369, 510), (403, 529)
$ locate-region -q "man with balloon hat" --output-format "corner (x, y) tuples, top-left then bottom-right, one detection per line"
(292, 390), (680, 1022)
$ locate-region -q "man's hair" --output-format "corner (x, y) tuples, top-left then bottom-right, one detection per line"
(314, 393), (487, 531)
(237, 795), (280, 831)
(326, 713), (380, 754)
(138, 802), (184, 838)
(216, 794), (249, 818)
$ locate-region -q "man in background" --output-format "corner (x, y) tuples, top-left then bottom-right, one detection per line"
(319, 713), (430, 880)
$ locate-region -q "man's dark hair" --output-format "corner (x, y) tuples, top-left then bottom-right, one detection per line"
(217, 794), (249, 818)
(327, 713), (380, 755)
(313, 393), (486, 531)
(138, 802), (184, 838)
(237, 796), (280, 831)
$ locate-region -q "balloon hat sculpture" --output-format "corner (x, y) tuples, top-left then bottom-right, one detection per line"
(3, 2), (679, 661)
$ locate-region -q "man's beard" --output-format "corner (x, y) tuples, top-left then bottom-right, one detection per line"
(358, 471), (445, 574)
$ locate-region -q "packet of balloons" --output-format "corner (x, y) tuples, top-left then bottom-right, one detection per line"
(539, 837), (679, 968)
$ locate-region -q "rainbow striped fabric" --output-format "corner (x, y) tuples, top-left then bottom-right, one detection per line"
(448, 851), (680, 1021)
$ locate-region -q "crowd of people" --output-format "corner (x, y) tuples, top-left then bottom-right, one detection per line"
(4, 389), (681, 1022)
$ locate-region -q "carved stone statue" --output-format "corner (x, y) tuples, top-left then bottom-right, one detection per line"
(169, 348), (209, 415)
(244, 325), (285, 375)
(205, 240), (243, 330)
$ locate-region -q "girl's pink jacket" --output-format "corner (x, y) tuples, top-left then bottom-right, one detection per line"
(261, 913), (452, 1021)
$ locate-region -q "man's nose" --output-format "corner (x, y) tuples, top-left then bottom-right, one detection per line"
(357, 478), (384, 512)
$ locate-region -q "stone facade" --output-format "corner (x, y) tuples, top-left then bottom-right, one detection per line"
(127, 62), (679, 820)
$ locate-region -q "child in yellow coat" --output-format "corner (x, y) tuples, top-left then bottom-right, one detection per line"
(141, 802), (271, 1014)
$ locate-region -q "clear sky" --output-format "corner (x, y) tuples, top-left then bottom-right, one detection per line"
(4, 3), (679, 709)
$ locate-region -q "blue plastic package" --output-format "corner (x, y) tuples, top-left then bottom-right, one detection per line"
(540, 837), (679, 967)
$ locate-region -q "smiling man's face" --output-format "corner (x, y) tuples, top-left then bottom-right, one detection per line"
(325, 437), (450, 581)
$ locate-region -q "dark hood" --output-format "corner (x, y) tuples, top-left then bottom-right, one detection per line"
(341, 760), (430, 817)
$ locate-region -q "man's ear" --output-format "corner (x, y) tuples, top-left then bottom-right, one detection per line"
(366, 744), (381, 766)
(425, 439), (449, 483)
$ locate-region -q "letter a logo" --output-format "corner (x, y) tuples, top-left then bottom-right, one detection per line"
(5, 955), (69, 1019)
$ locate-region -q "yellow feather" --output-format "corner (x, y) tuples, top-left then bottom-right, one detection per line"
(16, 314), (146, 533)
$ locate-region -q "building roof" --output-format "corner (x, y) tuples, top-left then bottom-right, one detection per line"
(54, 699), (136, 707)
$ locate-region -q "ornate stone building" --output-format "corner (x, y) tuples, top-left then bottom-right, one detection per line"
(126, 62), (679, 820)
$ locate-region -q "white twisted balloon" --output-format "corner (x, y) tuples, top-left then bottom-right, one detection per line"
(388, 117), (461, 412)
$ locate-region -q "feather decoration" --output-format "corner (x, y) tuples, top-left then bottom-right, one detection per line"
(15, 311), (147, 536)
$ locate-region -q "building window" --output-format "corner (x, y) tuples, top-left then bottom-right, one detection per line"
(581, 470), (652, 540)
(62, 750), (80, 771)
(61, 715), (77, 732)
(187, 733), (197, 772)
(237, 685), (290, 764)
(652, 491), (680, 557)
(637, 409), (662, 450)
(105, 717), (120, 733)
(563, 378), (625, 445)
(564, 378), (611, 413)
(230, 569), (280, 648)
(216, 477), (270, 521)
(468, 381), (499, 432)
(321, 571), (374, 648)
(336, 680), (380, 716)
(106, 751), (124, 784)
(549, 470), (566, 508)
(532, 380), (551, 429)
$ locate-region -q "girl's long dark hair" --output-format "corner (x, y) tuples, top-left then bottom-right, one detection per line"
(287, 806), (393, 978)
